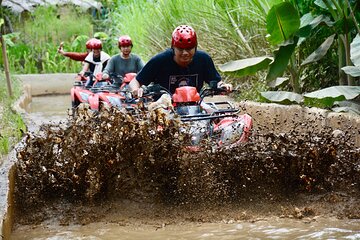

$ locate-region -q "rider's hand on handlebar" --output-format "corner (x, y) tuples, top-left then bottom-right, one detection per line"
(102, 73), (109, 80)
(217, 82), (233, 92)
(78, 71), (85, 77)
(133, 87), (144, 98)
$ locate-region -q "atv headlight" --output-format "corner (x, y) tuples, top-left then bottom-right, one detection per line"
(106, 96), (122, 107)
(221, 121), (245, 144)
(189, 120), (209, 145)
(177, 106), (201, 116)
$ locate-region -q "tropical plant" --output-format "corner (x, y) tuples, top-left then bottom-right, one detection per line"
(342, 34), (360, 78)
(219, 1), (360, 112)
(103, 0), (282, 100)
(1, 5), (100, 73)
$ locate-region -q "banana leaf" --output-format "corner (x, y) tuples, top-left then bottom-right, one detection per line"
(219, 57), (273, 77)
(266, 2), (300, 45)
(260, 91), (303, 104)
(304, 86), (360, 108)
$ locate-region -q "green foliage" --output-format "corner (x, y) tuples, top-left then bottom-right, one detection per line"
(104, 0), (273, 98)
(259, 86), (360, 112)
(260, 91), (303, 104)
(2, 5), (97, 73)
(94, 32), (109, 41)
(298, 20), (338, 92)
(266, 40), (297, 82)
(22, 6), (93, 45)
(110, 0), (273, 59)
(219, 0), (360, 110)
(71, 35), (90, 52)
(0, 73), (26, 156)
(342, 34), (360, 77)
(266, 2), (300, 45)
(0, 107), (26, 155)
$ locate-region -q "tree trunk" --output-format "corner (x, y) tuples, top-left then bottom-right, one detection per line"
(0, 12), (13, 97)
(337, 37), (347, 85)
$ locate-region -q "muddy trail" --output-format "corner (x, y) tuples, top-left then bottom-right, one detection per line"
(13, 106), (360, 227)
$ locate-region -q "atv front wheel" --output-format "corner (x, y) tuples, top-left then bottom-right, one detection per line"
(72, 99), (80, 109)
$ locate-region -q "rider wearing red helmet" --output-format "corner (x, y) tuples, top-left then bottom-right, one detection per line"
(171, 25), (197, 50)
(118, 35), (133, 48)
(90, 38), (102, 50)
(79, 38), (110, 87)
(85, 38), (95, 49)
(102, 35), (144, 87)
(58, 38), (96, 62)
(130, 25), (232, 96)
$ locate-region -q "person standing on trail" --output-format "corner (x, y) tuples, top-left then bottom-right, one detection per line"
(129, 25), (232, 96)
(102, 35), (144, 88)
(78, 39), (110, 87)
(58, 38), (97, 62)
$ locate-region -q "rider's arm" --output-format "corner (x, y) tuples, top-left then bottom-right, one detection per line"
(102, 57), (114, 79)
(129, 78), (141, 94)
(129, 78), (149, 97)
(62, 52), (88, 62)
(58, 43), (88, 61)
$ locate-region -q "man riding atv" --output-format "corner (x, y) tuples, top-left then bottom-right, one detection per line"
(102, 35), (144, 89)
(129, 25), (232, 96)
(79, 39), (110, 88)
(58, 37), (98, 62)
(129, 25), (252, 147)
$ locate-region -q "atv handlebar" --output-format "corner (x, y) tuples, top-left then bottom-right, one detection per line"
(141, 82), (231, 99)
(142, 84), (169, 97)
(199, 87), (228, 99)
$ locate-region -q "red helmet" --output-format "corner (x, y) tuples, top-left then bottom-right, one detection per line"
(91, 39), (102, 50)
(118, 35), (133, 48)
(171, 25), (197, 49)
(85, 38), (97, 49)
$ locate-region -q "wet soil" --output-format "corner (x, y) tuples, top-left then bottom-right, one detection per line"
(13, 106), (360, 227)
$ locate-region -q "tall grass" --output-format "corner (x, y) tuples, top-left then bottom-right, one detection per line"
(0, 73), (26, 157)
(3, 5), (96, 74)
(2, 0), (283, 99)
(105, 0), (280, 99)
(107, 0), (278, 60)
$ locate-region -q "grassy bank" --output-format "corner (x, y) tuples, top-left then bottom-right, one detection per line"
(0, 73), (26, 159)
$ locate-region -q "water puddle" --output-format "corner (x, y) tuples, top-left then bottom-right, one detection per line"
(11, 219), (360, 239)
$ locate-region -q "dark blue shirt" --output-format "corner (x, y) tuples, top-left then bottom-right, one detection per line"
(137, 49), (221, 93)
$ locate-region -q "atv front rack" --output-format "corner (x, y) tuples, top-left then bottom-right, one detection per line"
(180, 100), (239, 122)
(180, 110), (239, 122)
(205, 101), (236, 111)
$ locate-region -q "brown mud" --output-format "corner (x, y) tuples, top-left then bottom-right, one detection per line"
(13, 106), (360, 227)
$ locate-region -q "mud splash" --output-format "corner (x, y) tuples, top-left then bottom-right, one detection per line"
(14, 106), (360, 226)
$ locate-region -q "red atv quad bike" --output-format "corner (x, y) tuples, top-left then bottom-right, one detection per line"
(120, 72), (137, 91)
(71, 72), (125, 112)
(144, 82), (253, 149)
(70, 73), (94, 109)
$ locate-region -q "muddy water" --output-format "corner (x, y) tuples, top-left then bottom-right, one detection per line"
(11, 218), (360, 239)
(24, 94), (70, 125)
(11, 95), (360, 239)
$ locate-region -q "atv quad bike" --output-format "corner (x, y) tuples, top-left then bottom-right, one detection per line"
(71, 72), (137, 112)
(143, 82), (253, 148)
